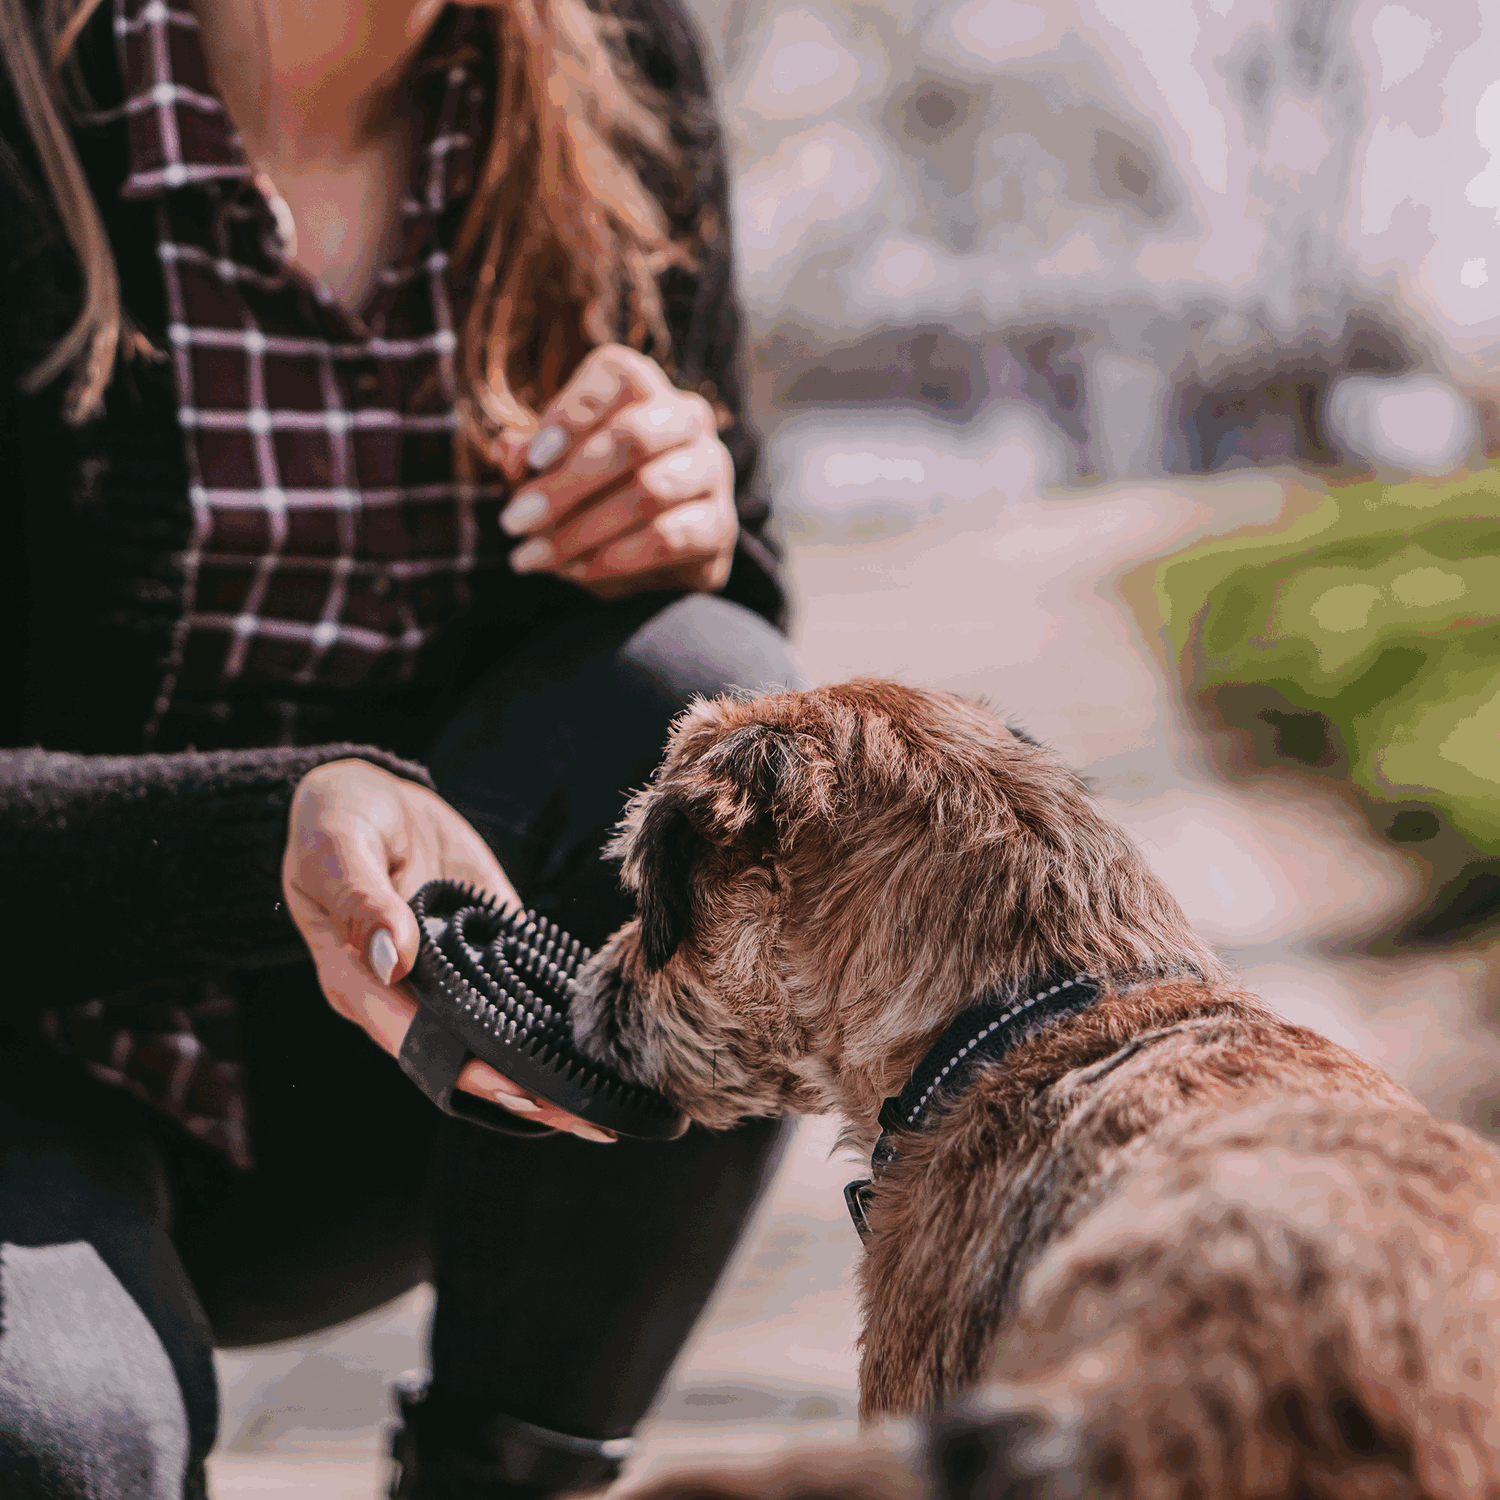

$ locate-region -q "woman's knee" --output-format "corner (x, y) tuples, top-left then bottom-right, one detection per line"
(427, 594), (803, 841)
(0, 1063), (219, 1496)
(613, 592), (808, 704)
(425, 591), (806, 937)
(0, 1240), (205, 1498)
(432, 592), (803, 772)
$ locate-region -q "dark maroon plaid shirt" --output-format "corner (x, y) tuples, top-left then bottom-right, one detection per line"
(41, 0), (509, 1168)
(123, 0), (511, 746)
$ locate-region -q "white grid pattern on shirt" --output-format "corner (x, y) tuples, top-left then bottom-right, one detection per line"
(116, 0), (506, 745)
(40, 984), (254, 1172)
(112, 0), (245, 193)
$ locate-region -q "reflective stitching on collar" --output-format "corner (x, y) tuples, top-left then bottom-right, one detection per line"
(904, 972), (1090, 1128)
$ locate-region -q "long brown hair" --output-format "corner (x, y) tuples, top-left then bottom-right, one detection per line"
(0, 0), (686, 437)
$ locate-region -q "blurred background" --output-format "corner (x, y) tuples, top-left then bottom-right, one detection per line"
(211, 0), (1500, 1490)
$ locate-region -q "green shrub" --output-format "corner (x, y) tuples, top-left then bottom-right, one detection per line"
(1147, 466), (1500, 859)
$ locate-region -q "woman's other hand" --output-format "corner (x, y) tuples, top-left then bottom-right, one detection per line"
(490, 344), (738, 597)
(282, 759), (615, 1142)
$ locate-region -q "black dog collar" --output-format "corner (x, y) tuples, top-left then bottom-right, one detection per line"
(844, 965), (1109, 1242)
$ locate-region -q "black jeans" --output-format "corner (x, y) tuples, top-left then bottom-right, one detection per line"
(0, 593), (806, 1498)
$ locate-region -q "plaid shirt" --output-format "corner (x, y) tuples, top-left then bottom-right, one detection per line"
(42, 0), (508, 1168)
(118, 0), (511, 748)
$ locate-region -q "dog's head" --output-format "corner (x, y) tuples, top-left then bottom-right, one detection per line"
(570, 680), (1209, 1133)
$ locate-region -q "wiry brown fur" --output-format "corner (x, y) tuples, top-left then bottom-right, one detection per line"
(611, 1424), (922, 1500)
(570, 681), (1500, 1497)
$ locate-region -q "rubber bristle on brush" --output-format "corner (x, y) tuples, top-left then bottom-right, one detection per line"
(404, 879), (687, 1139)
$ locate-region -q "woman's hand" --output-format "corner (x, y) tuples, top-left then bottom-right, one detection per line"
(281, 759), (615, 1142)
(490, 344), (738, 598)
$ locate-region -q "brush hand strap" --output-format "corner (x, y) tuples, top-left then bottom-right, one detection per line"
(398, 1004), (557, 1138)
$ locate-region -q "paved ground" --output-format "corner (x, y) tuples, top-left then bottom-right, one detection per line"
(207, 459), (1500, 1496)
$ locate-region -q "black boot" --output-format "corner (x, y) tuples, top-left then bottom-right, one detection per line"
(388, 1374), (637, 1500)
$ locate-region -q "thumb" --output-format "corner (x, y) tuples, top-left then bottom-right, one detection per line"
(297, 816), (423, 986)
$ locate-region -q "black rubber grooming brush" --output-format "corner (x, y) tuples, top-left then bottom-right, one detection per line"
(397, 879), (687, 1140)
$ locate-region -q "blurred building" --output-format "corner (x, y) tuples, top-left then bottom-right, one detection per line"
(691, 0), (1500, 506)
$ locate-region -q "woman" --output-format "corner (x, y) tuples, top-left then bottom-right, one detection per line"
(0, 0), (804, 1485)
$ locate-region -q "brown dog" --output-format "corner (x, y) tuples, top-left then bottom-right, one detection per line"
(572, 681), (1500, 1495)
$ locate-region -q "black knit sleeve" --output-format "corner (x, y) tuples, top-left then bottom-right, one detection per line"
(621, 0), (789, 628)
(0, 744), (434, 1020)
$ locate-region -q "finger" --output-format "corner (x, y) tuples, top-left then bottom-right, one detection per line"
(287, 812), (422, 984)
(501, 394), (715, 552)
(454, 1059), (616, 1141)
(540, 484), (669, 571)
(532, 441), (725, 569)
(561, 500), (736, 587)
(302, 924), (419, 1056)
(522, 345), (673, 474)
(456, 1057), (545, 1114)
(574, 553), (734, 599)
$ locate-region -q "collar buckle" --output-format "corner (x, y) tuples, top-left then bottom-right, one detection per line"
(844, 1097), (908, 1243)
(843, 1179), (876, 1243)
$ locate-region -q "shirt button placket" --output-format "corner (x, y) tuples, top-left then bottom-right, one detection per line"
(352, 356), (402, 624)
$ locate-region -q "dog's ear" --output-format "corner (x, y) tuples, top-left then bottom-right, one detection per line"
(632, 789), (703, 971)
(627, 721), (805, 971)
(697, 719), (802, 839)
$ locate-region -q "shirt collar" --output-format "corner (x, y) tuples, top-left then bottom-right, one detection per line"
(113, 0), (244, 197)
(112, 0), (489, 209)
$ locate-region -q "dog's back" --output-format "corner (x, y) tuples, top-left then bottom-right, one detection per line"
(977, 1096), (1500, 1496)
(586, 681), (1500, 1496)
(863, 993), (1500, 1495)
(628, 1076), (1500, 1500)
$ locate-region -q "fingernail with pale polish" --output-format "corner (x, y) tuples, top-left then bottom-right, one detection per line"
(527, 425), (568, 471)
(570, 1122), (616, 1144)
(510, 537), (555, 573)
(499, 490), (548, 536)
(491, 1089), (541, 1111)
(368, 928), (398, 986)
